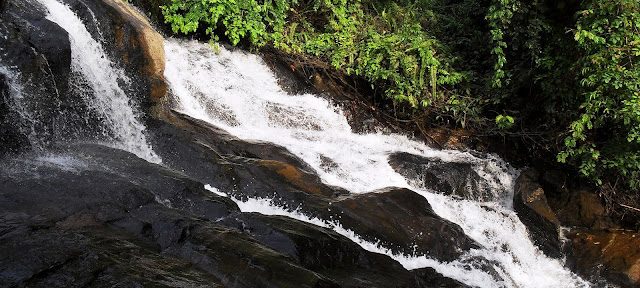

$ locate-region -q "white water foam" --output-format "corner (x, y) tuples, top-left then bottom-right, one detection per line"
(38, 0), (160, 163)
(168, 39), (591, 287)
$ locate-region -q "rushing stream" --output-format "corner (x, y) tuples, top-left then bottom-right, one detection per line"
(0, 0), (604, 286)
(165, 39), (591, 288)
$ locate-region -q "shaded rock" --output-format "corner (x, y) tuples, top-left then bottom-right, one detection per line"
(555, 189), (613, 229)
(542, 170), (616, 230)
(0, 74), (30, 155)
(152, 111), (348, 207)
(513, 169), (562, 259)
(419, 127), (475, 151)
(0, 225), (224, 288)
(412, 268), (470, 288)
(0, 143), (464, 287)
(323, 187), (479, 262)
(220, 213), (455, 288)
(568, 230), (640, 287)
(0, 0), (72, 149)
(388, 152), (491, 201)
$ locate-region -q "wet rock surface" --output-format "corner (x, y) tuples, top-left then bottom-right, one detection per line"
(4, 0), (633, 287)
(388, 152), (490, 201)
(60, 0), (167, 112)
(0, 75), (30, 155)
(512, 169), (562, 259)
(0, 144), (466, 288)
(567, 230), (640, 288)
(322, 187), (479, 261)
(0, 2), (473, 284)
(0, 0), (72, 151)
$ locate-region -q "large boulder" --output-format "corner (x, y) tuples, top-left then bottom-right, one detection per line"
(60, 0), (167, 114)
(388, 152), (492, 201)
(153, 111), (479, 263)
(513, 169), (562, 259)
(568, 230), (640, 287)
(542, 170), (616, 230)
(321, 187), (479, 261)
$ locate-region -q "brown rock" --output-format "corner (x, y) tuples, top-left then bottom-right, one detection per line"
(542, 170), (616, 229)
(513, 169), (562, 258)
(568, 230), (640, 287)
(101, 0), (168, 104)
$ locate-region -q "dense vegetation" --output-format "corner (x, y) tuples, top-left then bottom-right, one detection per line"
(162, 0), (640, 213)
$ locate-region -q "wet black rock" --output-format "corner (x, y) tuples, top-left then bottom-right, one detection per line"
(0, 75), (30, 155)
(0, 143), (466, 287)
(321, 187), (479, 262)
(0, 1), (476, 286)
(0, 0), (72, 151)
(388, 152), (491, 201)
(153, 111), (479, 263)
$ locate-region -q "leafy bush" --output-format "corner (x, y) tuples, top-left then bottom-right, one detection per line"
(162, 0), (467, 117)
(557, 0), (640, 189)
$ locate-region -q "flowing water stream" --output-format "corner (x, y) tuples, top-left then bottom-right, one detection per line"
(2, 0), (599, 286)
(38, 0), (160, 163)
(165, 39), (592, 288)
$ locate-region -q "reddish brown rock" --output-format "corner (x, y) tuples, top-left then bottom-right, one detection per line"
(513, 169), (562, 258)
(101, 0), (167, 104)
(568, 230), (640, 287)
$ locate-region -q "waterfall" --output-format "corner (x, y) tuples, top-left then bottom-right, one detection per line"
(165, 39), (591, 288)
(0, 66), (43, 150)
(38, 0), (160, 163)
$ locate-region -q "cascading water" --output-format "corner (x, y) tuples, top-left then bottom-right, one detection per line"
(37, 0), (160, 163)
(0, 66), (39, 149)
(165, 39), (592, 288)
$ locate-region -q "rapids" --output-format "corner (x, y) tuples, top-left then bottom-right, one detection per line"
(0, 0), (610, 286)
(165, 39), (591, 288)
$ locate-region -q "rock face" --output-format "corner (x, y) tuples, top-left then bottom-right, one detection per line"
(514, 169), (639, 286)
(388, 152), (491, 201)
(0, 0), (72, 152)
(568, 230), (640, 287)
(513, 169), (562, 259)
(0, 144), (468, 288)
(542, 170), (615, 230)
(0, 75), (29, 155)
(60, 0), (167, 112)
(322, 188), (478, 261)
(154, 111), (480, 263)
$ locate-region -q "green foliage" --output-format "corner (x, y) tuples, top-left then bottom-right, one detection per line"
(162, 0), (293, 46)
(297, 2), (465, 108)
(162, 0), (466, 112)
(486, 0), (519, 88)
(495, 114), (514, 130)
(558, 0), (640, 188)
